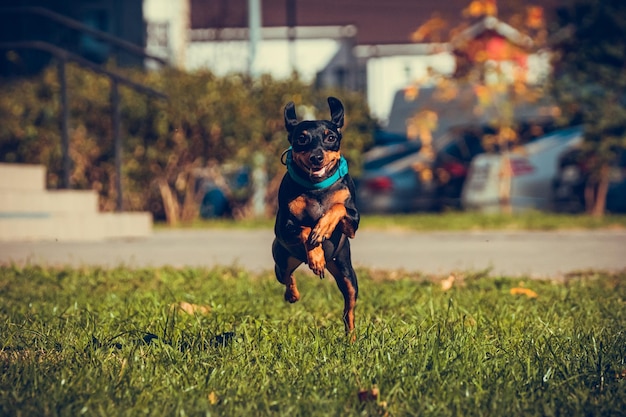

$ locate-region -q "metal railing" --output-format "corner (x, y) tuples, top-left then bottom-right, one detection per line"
(0, 7), (168, 211)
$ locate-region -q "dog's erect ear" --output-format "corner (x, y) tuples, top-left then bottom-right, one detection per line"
(284, 102), (298, 134)
(327, 97), (344, 129)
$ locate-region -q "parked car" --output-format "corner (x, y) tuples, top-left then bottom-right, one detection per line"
(434, 121), (561, 210)
(197, 165), (251, 218)
(359, 84), (560, 213)
(461, 126), (583, 212)
(432, 125), (496, 210)
(356, 135), (436, 213)
(358, 121), (558, 213)
(553, 147), (626, 213)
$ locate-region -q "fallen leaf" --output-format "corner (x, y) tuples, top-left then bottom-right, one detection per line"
(510, 287), (538, 298)
(208, 391), (218, 405)
(441, 274), (456, 291)
(172, 301), (211, 315)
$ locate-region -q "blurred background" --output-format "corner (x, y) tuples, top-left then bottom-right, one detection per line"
(0, 0), (624, 235)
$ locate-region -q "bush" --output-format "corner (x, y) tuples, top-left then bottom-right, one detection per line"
(0, 64), (377, 220)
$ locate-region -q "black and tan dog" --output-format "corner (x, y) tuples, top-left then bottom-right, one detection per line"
(272, 97), (360, 338)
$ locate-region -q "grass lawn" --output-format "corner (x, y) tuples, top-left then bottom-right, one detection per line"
(1, 266), (625, 416)
(164, 212), (626, 232)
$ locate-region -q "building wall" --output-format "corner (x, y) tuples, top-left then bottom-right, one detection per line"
(143, 0), (189, 68)
(186, 38), (340, 79)
(366, 53), (456, 123)
(0, 0), (147, 75)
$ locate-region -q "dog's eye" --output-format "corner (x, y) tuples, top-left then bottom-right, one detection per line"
(296, 134), (310, 146)
(326, 134), (337, 143)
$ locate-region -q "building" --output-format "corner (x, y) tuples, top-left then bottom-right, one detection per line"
(0, 0), (148, 75)
(1, 0), (565, 122)
(144, 0), (565, 122)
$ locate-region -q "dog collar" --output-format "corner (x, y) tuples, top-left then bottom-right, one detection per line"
(283, 147), (349, 190)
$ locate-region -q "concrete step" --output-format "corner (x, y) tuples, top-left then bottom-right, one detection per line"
(0, 189), (99, 214)
(0, 211), (153, 242)
(0, 163), (153, 241)
(0, 163), (46, 191)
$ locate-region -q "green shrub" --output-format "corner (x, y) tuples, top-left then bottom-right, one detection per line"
(0, 65), (377, 218)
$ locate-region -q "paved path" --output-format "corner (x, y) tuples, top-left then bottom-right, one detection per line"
(1, 229), (625, 278)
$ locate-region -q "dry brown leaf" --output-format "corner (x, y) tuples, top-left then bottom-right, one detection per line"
(441, 274), (456, 291)
(510, 287), (538, 298)
(208, 391), (218, 405)
(172, 301), (211, 315)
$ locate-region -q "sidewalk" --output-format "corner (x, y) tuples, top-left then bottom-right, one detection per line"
(1, 229), (625, 278)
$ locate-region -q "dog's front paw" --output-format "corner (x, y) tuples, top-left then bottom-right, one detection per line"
(309, 261), (325, 279)
(307, 246), (326, 278)
(309, 215), (335, 246)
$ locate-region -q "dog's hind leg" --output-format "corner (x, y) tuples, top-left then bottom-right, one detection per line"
(326, 240), (358, 341)
(272, 239), (303, 303)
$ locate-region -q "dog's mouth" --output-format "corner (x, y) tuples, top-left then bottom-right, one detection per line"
(307, 160), (338, 180)
(309, 164), (329, 179)
(292, 151), (340, 182)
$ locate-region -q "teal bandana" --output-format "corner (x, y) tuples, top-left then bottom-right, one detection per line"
(283, 147), (349, 190)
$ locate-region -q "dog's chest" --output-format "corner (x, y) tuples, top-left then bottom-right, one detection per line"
(288, 193), (331, 222)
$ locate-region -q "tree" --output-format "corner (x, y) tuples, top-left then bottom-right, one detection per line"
(410, 0), (555, 212)
(549, 0), (626, 216)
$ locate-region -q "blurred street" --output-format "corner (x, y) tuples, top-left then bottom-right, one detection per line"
(1, 229), (625, 278)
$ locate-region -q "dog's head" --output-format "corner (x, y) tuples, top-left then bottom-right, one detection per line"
(284, 97), (345, 182)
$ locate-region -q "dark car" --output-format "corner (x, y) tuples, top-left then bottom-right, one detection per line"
(553, 147), (626, 213)
(197, 165), (251, 218)
(433, 125), (495, 210)
(356, 131), (436, 213)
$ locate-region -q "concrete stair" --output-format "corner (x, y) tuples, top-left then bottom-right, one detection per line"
(0, 163), (152, 241)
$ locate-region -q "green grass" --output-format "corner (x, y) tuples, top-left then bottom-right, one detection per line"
(160, 212), (626, 231)
(1, 266), (625, 416)
(360, 212), (626, 231)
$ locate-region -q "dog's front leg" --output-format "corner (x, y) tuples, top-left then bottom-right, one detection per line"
(309, 189), (351, 245)
(300, 226), (325, 278)
(308, 203), (346, 246)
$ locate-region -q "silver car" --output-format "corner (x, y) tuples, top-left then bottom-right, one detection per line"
(461, 126), (583, 212)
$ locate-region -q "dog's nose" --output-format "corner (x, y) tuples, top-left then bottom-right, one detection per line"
(309, 153), (324, 166)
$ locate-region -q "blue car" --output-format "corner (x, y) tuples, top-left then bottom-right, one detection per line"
(356, 135), (437, 213)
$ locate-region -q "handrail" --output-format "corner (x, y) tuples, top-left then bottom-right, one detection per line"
(0, 41), (167, 99)
(0, 6), (168, 67)
(0, 41), (168, 211)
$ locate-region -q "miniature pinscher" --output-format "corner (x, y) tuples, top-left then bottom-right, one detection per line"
(272, 97), (360, 338)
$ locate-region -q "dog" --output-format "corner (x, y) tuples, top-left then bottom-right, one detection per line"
(272, 97), (360, 338)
